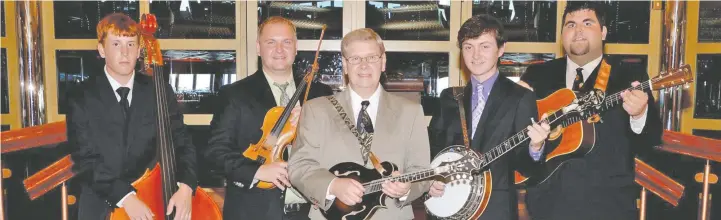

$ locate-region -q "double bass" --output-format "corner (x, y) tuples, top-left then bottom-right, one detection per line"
(242, 25), (327, 189)
(108, 14), (222, 220)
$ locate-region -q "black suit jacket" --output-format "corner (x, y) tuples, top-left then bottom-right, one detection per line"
(520, 57), (663, 220)
(67, 73), (197, 219)
(428, 75), (539, 220)
(204, 70), (333, 219)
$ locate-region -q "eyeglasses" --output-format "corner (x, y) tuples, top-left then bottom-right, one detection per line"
(344, 54), (383, 65)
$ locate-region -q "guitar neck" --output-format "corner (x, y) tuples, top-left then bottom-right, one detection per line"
(478, 79), (657, 166)
(597, 79), (653, 113)
(554, 79), (654, 129)
(362, 169), (437, 195)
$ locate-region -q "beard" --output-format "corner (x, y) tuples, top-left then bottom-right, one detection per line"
(569, 41), (590, 56)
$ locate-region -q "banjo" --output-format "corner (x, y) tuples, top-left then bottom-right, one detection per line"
(425, 129), (538, 219)
(425, 87), (547, 219)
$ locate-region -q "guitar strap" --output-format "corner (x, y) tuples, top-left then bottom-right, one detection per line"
(452, 87), (471, 149)
(587, 59), (612, 122)
(326, 96), (385, 173)
(593, 59), (612, 92)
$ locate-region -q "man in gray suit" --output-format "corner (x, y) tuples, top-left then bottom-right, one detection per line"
(288, 28), (431, 219)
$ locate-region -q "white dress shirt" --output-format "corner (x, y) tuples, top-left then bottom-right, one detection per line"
(105, 66), (137, 207)
(104, 65), (135, 105)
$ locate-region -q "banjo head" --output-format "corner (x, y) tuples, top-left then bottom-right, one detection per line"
(425, 146), (489, 219)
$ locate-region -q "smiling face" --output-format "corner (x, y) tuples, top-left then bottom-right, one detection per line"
(342, 40), (386, 91)
(461, 32), (505, 79)
(256, 22), (297, 74)
(562, 9), (607, 58)
(97, 33), (140, 77)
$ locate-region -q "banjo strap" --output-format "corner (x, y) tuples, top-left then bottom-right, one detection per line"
(452, 87), (471, 149)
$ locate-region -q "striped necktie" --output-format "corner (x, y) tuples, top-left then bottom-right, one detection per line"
(471, 85), (486, 139)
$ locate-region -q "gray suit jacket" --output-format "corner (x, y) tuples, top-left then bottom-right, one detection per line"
(288, 89), (431, 220)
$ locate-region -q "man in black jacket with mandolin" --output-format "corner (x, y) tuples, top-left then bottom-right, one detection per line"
(204, 16), (333, 220)
(520, 2), (663, 220)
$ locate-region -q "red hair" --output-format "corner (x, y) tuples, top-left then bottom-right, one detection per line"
(96, 13), (139, 44)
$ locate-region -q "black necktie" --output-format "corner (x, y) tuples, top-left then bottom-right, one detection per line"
(572, 67), (584, 91)
(116, 87), (131, 146)
(357, 101), (374, 134)
(357, 100), (374, 164)
(117, 87), (131, 119)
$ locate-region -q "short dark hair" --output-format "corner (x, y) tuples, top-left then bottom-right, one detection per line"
(457, 14), (506, 48)
(562, 2), (606, 29)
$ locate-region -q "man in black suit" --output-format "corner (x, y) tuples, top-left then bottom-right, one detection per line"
(427, 15), (550, 220)
(68, 13), (196, 220)
(520, 2), (663, 220)
(204, 16), (333, 220)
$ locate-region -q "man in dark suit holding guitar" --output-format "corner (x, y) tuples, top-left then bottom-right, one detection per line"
(204, 16), (333, 220)
(427, 15), (551, 220)
(520, 2), (663, 220)
(68, 13), (196, 220)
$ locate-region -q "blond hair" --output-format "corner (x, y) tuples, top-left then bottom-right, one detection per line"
(341, 28), (385, 57)
(258, 16), (297, 38)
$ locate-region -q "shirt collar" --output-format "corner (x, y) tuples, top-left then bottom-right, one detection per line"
(104, 65), (135, 91)
(567, 55), (604, 78)
(349, 84), (382, 106)
(471, 71), (499, 98)
(262, 69), (294, 86)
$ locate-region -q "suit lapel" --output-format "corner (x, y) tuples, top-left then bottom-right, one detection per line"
(462, 84), (473, 147)
(370, 90), (397, 156)
(93, 75), (125, 126)
(554, 58), (569, 91)
(471, 78), (515, 152)
(580, 58), (603, 93)
(334, 90), (367, 162)
(250, 70), (278, 109)
(125, 73), (153, 152)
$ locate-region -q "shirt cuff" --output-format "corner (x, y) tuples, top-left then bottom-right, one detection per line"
(250, 179), (258, 189)
(326, 177), (338, 201)
(529, 142), (544, 162)
(116, 191), (136, 207)
(398, 189), (411, 201)
(630, 105), (648, 134)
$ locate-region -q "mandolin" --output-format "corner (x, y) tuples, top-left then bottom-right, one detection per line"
(514, 64), (693, 186)
(108, 14), (222, 220)
(242, 25), (327, 189)
(321, 148), (482, 220)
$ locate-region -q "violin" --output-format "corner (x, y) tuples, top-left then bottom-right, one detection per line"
(242, 25), (327, 189)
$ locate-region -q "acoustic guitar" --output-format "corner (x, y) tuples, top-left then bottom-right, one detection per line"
(514, 65), (693, 186)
